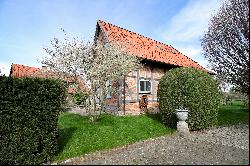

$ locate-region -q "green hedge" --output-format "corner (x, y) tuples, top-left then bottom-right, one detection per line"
(0, 76), (67, 165)
(158, 67), (221, 131)
(72, 91), (88, 105)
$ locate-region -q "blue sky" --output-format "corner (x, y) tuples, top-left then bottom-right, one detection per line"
(0, 0), (223, 75)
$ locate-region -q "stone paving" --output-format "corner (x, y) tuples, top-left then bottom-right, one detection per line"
(53, 124), (249, 165)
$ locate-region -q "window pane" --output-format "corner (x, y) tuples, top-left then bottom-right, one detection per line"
(140, 81), (145, 91)
(146, 81), (151, 91)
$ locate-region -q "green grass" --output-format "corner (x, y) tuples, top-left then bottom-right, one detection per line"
(54, 112), (175, 162)
(217, 100), (249, 126)
(53, 100), (248, 162)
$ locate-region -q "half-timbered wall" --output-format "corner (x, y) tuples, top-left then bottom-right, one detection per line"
(106, 61), (172, 113)
(123, 65), (165, 103)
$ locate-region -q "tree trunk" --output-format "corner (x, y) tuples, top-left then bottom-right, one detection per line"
(87, 95), (91, 116)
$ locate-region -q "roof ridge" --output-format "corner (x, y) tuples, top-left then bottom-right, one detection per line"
(98, 20), (173, 48)
(98, 20), (200, 63)
(12, 63), (41, 69)
(97, 20), (207, 71)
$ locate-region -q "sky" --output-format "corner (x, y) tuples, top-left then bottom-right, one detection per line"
(0, 0), (223, 76)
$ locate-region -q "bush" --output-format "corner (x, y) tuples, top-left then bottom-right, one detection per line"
(72, 91), (88, 105)
(0, 76), (67, 165)
(158, 67), (221, 131)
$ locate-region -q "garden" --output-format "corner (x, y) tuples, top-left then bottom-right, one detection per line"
(52, 67), (249, 163)
(53, 100), (248, 162)
(0, 68), (249, 164)
(0, 67), (249, 165)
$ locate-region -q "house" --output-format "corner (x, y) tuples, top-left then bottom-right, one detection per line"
(9, 64), (87, 94)
(94, 20), (211, 115)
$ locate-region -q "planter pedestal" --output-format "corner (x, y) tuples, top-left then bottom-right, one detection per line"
(177, 121), (189, 134)
(175, 109), (190, 136)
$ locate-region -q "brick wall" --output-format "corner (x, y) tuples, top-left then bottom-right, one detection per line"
(96, 27), (167, 114)
(106, 64), (166, 114)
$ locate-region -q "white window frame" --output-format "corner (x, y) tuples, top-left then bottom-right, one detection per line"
(139, 79), (152, 94)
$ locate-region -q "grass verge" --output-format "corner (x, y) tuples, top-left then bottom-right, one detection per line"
(217, 100), (249, 126)
(54, 112), (175, 162)
(53, 100), (248, 162)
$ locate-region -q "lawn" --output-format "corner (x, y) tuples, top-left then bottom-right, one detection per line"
(54, 112), (175, 162)
(53, 100), (249, 162)
(217, 100), (249, 126)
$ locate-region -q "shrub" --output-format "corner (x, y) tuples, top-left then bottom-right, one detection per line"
(0, 76), (67, 165)
(72, 91), (88, 105)
(158, 67), (221, 131)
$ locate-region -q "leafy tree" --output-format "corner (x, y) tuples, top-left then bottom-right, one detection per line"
(201, 0), (249, 95)
(41, 30), (141, 122)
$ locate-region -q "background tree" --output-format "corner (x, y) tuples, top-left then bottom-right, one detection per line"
(201, 0), (249, 96)
(41, 31), (141, 122)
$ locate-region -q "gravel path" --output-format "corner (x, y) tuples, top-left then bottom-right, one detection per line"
(54, 124), (249, 165)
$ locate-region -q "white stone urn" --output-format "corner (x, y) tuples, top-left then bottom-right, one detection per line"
(175, 108), (189, 135)
(175, 109), (188, 121)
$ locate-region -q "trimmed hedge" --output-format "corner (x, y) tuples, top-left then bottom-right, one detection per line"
(0, 76), (67, 165)
(158, 67), (221, 131)
(72, 91), (88, 105)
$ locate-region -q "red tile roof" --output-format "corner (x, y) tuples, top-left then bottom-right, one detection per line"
(10, 64), (41, 78)
(97, 20), (208, 72)
(10, 64), (88, 93)
(10, 64), (65, 79)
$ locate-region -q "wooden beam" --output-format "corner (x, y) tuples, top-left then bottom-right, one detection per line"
(123, 76), (126, 115)
(151, 66), (154, 101)
(136, 70), (139, 102)
(117, 80), (120, 110)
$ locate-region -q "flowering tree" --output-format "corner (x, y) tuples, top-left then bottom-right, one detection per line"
(41, 31), (141, 122)
(88, 42), (141, 111)
(41, 30), (91, 86)
(201, 0), (249, 95)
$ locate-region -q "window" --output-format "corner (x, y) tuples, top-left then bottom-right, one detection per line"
(139, 79), (151, 94)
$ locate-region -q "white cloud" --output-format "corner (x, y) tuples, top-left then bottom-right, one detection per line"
(176, 45), (201, 58)
(0, 63), (11, 76)
(160, 0), (223, 43)
(197, 59), (211, 70)
(156, 0), (223, 70)
(177, 46), (211, 69)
